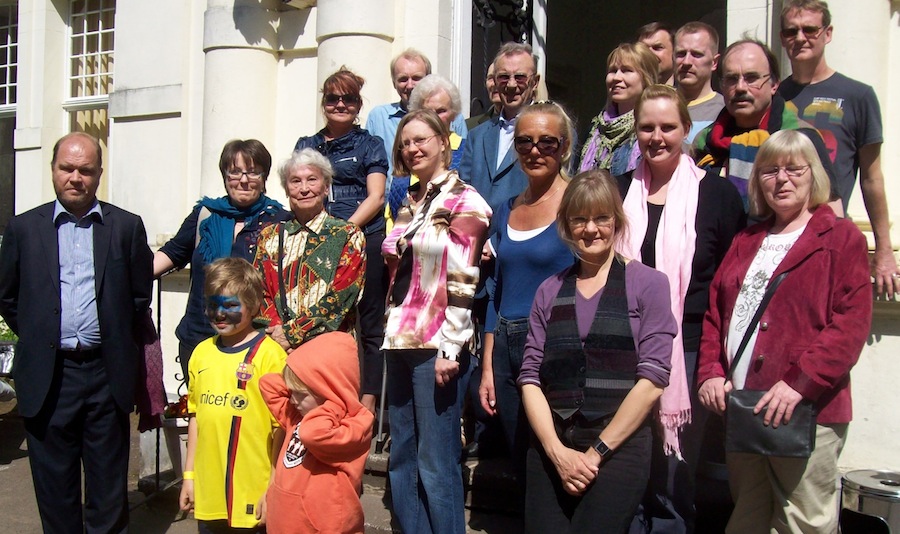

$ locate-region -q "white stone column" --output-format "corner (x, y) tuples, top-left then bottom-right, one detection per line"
(13, 0), (69, 211)
(200, 0), (280, 198)
(315, 0), (394, 128)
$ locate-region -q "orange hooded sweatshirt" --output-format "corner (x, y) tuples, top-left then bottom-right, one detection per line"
(259, 332), (374, 534)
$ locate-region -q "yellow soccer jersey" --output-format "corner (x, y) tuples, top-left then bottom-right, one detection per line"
(187, 331), (287, 527)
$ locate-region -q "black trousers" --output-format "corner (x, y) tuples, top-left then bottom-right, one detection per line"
(359, 231), (387, 396)
(24, 352), (130, 534)
(525, 425), (652, 534)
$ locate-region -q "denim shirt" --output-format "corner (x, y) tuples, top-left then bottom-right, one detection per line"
(294, 126), (389, 235)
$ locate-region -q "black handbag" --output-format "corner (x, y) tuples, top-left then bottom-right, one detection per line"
(723, 271), (817, 458)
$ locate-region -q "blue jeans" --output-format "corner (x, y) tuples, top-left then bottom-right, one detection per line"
(493, 316), (529, 470)
(387, 349), (467, 534)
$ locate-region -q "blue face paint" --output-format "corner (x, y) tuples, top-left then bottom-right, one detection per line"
(205, 295), (244, 325)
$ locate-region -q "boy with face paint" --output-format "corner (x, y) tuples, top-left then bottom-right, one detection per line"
(180, 257), (288, 532)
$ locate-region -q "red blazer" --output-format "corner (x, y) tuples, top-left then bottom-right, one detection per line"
(698, 205), (872, 424)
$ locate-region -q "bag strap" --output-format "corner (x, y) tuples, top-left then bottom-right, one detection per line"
(277, 223), (289, 324)
(725, 271), (788, 382)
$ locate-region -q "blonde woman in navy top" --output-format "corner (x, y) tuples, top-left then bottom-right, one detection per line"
(478, 102), (577, 475)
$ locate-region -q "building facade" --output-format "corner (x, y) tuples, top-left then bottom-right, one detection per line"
(4, 0), (899, 471)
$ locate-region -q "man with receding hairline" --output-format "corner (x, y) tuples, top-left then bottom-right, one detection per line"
(366, 48), (468, 179)
(778, 0), (899, 298)
(693, 39), (839, 213)
(0, 132), (153, 532)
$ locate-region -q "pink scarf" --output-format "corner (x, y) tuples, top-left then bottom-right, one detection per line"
(617, 154), (702, 459)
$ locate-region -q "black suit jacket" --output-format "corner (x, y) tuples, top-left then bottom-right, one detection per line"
(0, 201), (153, 417)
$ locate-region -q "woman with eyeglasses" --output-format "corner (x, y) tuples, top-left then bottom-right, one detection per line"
(517, 170), (677, 532)
(153, 139), (287, 380)
(382, 109), (491, 534)
(616, 85), (746, 532)
(580, 43), (658, 176)
(294, 67), (389, 413)
(697, 130), (871, 534)
(478, 102), (577, 478)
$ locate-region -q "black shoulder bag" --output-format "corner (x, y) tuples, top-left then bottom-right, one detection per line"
(724, 271), (817, 458)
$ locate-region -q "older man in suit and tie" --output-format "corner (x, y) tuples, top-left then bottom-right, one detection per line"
(458, 41), (539, 211)
(0, 132), (153, 533)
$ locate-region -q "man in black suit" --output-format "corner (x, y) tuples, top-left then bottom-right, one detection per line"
(0, 132), (153, 533)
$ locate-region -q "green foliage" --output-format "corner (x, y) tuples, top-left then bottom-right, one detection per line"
(0, 317), (16, 342)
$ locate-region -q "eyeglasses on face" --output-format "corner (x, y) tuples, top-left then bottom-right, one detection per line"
(759, 165), (810, 180)
(514, 135), (563, 155)
(399, 134), (437, 151)
(226, 169), (264, 182)
(721, 72), (772, 90)
(780, 25), (825, 39)
(323, 93), (361, 107)
(567, 214), (615, 229)
(495, 72), (531, 86)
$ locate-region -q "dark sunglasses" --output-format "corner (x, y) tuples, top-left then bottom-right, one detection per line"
(780, 25), (825, 39)
(323, 93), (361, 106)
(514, 135), (563, 155)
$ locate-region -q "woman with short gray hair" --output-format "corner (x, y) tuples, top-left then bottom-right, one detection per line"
(253, 147), (366, 351)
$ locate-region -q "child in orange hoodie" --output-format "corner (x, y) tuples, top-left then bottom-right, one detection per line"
(259, 331), (375, 534)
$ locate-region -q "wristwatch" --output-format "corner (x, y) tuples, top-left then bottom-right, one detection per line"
(591, 438), (612, 461)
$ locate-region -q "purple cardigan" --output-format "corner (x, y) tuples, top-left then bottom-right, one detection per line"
(518, 260), (676, 389)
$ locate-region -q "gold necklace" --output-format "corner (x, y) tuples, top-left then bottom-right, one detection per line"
(522, 181), (563, 207)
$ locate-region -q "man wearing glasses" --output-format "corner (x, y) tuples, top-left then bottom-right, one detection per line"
(777, 0), (899, 298)
(459, 41), (539, 211)
(693, 38), (837, 213)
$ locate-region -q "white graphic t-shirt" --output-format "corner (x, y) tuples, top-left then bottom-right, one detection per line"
(726, 225), (805, 388)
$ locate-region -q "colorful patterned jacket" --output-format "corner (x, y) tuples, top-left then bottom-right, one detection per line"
(254, 210), (365, 348)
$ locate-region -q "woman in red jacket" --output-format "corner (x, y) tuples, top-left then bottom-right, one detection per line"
(697, 129), (872, 534)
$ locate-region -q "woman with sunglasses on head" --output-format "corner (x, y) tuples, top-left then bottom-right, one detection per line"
(617, 85), (745, 532)
(382, 109), (491, 534)
(580, 43), (658, 176)
(478, 102), (577, 479)
(518, 170), (677, 533)
(153, 139), (287, 381)
(294, 67), (389, 413)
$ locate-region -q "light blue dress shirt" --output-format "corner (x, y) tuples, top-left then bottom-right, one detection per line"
(54, 200), (102, 350)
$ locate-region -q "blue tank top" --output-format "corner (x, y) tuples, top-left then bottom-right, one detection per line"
(486, 197), (575, 332)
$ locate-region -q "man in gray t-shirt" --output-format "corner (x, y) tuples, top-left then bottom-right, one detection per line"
(778, 0), (899, 297)
(675, 22), (725, 143)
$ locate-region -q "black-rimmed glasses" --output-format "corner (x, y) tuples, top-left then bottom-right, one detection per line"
(226, 169), (264, 182)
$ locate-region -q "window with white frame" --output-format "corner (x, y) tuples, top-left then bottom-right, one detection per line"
(0, 1), (16, 233)
(66, 0), (114, 199)
(68, 0), (114, 102)
(0, 1), (16, 110)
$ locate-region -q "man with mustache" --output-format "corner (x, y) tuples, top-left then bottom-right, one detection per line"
(674, 22), (724, 142)
(693, 39), (838, 212)
(777, 0), (899, 298)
